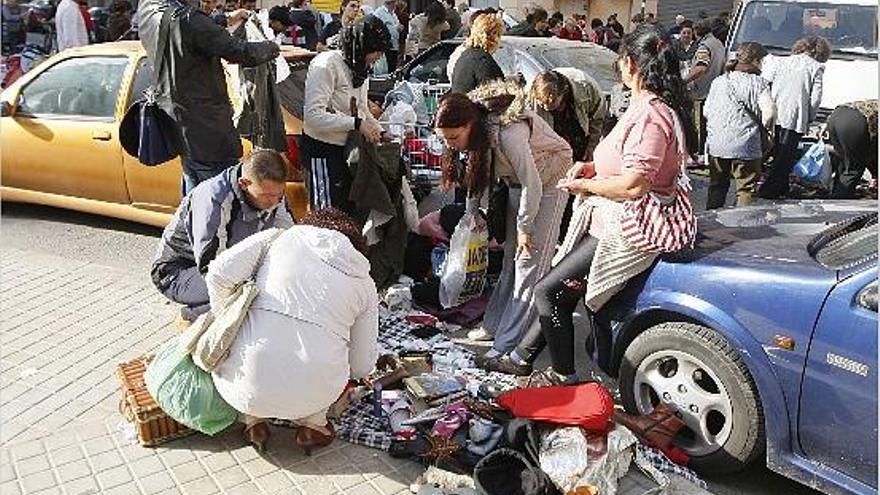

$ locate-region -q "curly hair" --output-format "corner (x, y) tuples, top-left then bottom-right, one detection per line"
(792, 36), (831, 63)
(298, 208), (368, 255)
(465, 12), (504, 53)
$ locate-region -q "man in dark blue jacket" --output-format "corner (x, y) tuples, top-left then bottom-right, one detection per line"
(151, 150), (294, 321)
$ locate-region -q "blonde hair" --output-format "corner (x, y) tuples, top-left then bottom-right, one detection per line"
(465, 13), (504, 53)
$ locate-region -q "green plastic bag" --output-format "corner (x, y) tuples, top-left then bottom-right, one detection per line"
(144, 335), (238, 435)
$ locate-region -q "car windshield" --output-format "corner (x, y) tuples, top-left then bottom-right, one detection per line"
(731, 1), (878, 57)
(538, 46), (617, 92)
(808, 212), (878, 270)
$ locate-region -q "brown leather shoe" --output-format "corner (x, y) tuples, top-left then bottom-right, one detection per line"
(613, 403), (686, 448)
(243, 422), (271, 453)
(294, 423), (335, 456)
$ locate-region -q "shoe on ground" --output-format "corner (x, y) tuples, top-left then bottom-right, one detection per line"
(485, 355), (533, 376)
(467, 327), (494, 342)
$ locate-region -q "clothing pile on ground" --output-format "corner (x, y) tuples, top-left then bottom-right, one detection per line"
(271, 306), (708, 495)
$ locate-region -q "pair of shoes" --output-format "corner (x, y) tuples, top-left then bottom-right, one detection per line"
(484, 355), (533, 376)
(294, 423), (335, 456)
(613, 403), (686, 449)
(243, 422), (271, 452)
(519, 367), (574, 388)
(467, 327), (494, 342)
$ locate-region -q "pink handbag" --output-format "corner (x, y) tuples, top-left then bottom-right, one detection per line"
(619, 104), (696, 253)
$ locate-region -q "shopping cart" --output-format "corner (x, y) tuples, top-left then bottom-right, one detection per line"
(420, 82), (450, 124)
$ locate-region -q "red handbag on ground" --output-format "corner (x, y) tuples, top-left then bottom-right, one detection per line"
(496, 383), (614, 431)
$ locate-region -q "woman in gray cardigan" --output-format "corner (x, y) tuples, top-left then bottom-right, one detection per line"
(704, 42), (775, 209)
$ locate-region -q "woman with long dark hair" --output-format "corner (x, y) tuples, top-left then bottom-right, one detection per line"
(487, 25), (693, 380)
(433, 82), (573, 364)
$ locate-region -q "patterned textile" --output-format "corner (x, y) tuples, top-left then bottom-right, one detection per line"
(275, 308), (482, 451)
(634, 444), (708, 490)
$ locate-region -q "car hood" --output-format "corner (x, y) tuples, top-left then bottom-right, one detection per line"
(671, 200), (877, 273)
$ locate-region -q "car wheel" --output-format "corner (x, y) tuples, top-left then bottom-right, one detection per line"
(619, 322), (764, 474)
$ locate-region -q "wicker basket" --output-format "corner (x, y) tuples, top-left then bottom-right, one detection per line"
(117, 355), (193, 447)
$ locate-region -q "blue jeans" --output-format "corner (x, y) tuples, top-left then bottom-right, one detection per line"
(181, 157), (238, 195)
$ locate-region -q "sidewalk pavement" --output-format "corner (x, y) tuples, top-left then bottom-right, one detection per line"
(0, 247), (701, 495)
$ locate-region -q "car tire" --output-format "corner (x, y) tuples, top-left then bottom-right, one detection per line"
(619, 322), (764, 475)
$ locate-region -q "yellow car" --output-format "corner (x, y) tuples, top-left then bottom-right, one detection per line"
(0, 41), (311, 227)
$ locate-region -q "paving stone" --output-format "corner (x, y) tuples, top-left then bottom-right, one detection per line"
(55, 460), (92, 484)
(102, 482), (143, 495)
(19, 471), (56, 494)
(255, 471), (295, 493)
(225, 482), (262, 495)
(0, 480), (22, 495)
(201, 452), (237, 473)
(128, 456), (166, 479)
(180, 476), (220, 495)
(241, 458), (277, 480)
(370, 474), (410, 495)
(95, 465), (133, 490)
(29, 486), (62, 495)
(59, 475), (100, 495)
(9, 441), (46, 460)
(157, 449), (197, 467)
(328, 473), (367, 490)
(294, 478), (340, 495)
(88, 450), (125, 473)
(80, 437), (115, 456)
(1, 463), (16, 483)
(213, 466), (250, 488)
(14, 455), (52, 478)
(139, 472), (176, 495)
(344, 482), (384, 495)
(170, 461), (207, 485)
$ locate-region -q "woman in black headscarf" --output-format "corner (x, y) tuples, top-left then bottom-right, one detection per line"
(301, 15), (390, 214)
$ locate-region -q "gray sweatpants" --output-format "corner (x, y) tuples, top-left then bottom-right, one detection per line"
(482, 186), (566, 355)
(158, 265), (211, 321)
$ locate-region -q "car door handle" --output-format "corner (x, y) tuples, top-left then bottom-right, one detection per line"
(91, 131), (112, 141)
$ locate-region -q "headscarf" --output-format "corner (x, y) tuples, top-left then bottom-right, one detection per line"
(340, 14), (390, 88)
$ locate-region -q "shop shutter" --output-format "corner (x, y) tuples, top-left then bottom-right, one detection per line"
(657, 0), (733, 26)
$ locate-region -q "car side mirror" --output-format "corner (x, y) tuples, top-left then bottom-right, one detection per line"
(0, 101), (12, 117)
(857, 281), (877, 312)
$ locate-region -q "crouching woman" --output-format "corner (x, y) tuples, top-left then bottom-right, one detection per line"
(207, 208), (378, 453)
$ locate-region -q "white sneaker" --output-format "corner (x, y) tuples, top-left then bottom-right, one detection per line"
(467, 327), (494, 341)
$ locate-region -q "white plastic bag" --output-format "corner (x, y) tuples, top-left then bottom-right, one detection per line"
(381, 101), (418, 140)
(439, 205), (489, 309)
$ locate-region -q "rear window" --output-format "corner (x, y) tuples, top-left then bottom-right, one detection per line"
(732, 1), (878, 57)
(808, 212), (878, 270)
(538, 46), (617, 93)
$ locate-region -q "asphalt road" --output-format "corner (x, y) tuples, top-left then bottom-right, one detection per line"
(0, 199), (823, 495)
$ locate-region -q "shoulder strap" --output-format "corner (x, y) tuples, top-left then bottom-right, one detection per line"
(250, 228), (285, 281)
(152, 6), (175, 88)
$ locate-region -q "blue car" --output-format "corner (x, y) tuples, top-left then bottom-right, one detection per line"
(604, 201), (877, 495)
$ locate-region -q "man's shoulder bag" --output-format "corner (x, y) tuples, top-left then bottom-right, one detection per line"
(119, 7), (182, 166)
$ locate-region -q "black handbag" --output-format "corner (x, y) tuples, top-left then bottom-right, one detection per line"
(486, 150), (508, 243)
(119, 7), (181, 166)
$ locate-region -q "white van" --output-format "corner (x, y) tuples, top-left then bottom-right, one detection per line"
(727, 0), (878, 126)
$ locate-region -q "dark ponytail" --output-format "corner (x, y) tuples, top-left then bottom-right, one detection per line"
(619, 25), (691, 128)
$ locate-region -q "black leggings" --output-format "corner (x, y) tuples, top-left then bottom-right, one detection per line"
(515, 235), (600, 375)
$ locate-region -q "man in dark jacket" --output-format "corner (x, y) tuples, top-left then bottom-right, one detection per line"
(289, 0), (318, 50)
(138, 0), (280, 194)
(151, 150), (295, 321)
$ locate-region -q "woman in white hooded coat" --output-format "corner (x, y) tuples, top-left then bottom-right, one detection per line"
(207, 208), (378, 453)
